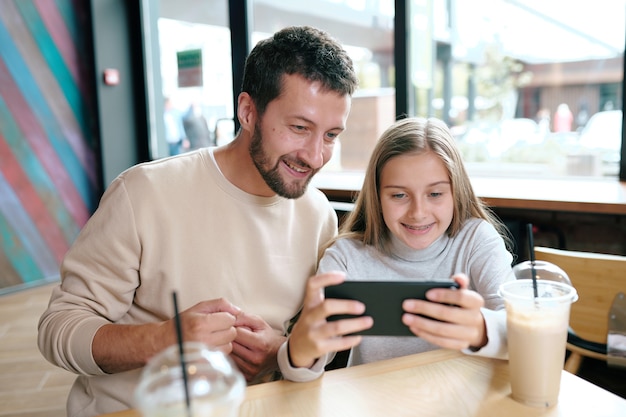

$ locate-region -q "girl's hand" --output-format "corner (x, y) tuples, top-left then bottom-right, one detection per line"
(401, 273), (487, 350)
(287, 272), (373, 368)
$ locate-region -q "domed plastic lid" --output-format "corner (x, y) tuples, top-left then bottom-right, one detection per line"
(512, 260), (573, 286)
(135, 342), (245, 416)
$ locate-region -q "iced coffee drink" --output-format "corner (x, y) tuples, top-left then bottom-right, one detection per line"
(500, 279), (577, 407)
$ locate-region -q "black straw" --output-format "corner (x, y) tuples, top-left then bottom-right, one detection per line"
(526, 223), (539, 298)
(172, 292), (192, 417)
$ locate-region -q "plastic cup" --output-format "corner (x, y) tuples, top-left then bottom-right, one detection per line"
(135, 342), (245, 417)
(499, 279), (577, 408)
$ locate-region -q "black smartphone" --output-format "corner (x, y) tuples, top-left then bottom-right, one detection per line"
(324, 280), (460, 336)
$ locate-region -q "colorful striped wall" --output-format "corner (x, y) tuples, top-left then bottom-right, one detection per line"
(0, 0), (100, 290)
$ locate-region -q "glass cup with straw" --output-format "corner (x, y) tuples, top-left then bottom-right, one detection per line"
(499, 223), (578, 407)
(135, 292), (245, 417)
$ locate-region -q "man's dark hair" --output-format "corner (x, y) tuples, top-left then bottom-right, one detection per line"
(241, 26), (358, 116)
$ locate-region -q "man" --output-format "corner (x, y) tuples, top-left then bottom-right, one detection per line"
(182, 101), (213, 149)
(163, 97), (188, 155)
(38, 26), (358, 417)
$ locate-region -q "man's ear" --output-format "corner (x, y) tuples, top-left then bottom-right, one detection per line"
(237, 92), (256, 132)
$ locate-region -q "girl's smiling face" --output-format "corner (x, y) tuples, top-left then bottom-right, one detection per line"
(379, 151), (454, 250)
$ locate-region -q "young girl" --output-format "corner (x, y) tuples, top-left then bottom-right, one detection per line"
(277, 117), (516, 382)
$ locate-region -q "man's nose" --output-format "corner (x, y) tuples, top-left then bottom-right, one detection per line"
(302, 135), (325, 170)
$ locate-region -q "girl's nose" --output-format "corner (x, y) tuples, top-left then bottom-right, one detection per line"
(409, 198), (425, 218)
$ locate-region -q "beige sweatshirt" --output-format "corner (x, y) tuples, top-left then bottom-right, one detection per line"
(38, 148), (337, 417)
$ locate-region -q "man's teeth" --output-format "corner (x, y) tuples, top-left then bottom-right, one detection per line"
(286, 161), (306, 173)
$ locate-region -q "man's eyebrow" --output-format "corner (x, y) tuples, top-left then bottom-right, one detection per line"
(289, 115), (313, 124)
(288, 115), (345, 131)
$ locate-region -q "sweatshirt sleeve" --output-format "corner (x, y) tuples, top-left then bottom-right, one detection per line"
(462, 220), (513, 360)
(37, 176), (141, 375)
(279, 240), (346, 382)
(462, 308), (508, 359)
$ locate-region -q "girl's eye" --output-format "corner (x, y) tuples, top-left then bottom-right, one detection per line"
(429, 192), (442, 198)
(391, 193), (406, 199)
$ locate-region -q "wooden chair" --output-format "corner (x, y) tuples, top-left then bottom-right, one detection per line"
(533, 246), (626, 374)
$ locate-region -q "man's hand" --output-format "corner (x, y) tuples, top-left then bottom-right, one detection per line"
(93, 298), (241, 374)
(176, 298), (241, 353)
(230, 312), (286, 383)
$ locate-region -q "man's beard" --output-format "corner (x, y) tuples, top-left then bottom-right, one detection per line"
(249, 124), (317, 199)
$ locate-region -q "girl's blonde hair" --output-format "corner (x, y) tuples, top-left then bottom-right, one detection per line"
(327, 117), (513, 256)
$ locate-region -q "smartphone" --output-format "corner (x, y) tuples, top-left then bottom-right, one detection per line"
(324, 280), (460, 336)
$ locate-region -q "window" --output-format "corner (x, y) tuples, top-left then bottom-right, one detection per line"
(148, 0), (624, 180)
(434, 0), (625, 179)
(148, 0), (234, 159)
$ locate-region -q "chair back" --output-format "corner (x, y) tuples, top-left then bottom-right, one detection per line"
(534, 246), (626, 344)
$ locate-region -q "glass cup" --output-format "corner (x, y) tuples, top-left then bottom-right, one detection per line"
(135, 342), (245, 417)
(499, 279), (577, 407)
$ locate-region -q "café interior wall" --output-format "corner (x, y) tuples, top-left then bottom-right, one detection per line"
(0, 0), (101, 291)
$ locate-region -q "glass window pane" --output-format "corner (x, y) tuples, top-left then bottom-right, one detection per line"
(150, 0), (235, 159)
(422, 0), (624, 178)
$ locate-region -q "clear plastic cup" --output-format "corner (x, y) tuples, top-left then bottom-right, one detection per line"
(135, 342), (245, 417)
(499, 279), (577, 407)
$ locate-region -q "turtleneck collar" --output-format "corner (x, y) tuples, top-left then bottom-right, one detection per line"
(388, 231), (449, 262)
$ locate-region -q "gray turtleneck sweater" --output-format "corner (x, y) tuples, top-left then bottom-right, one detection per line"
(279, 218), (514, 382)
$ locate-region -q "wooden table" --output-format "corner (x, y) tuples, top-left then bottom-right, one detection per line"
(100, 349), (626, 417)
